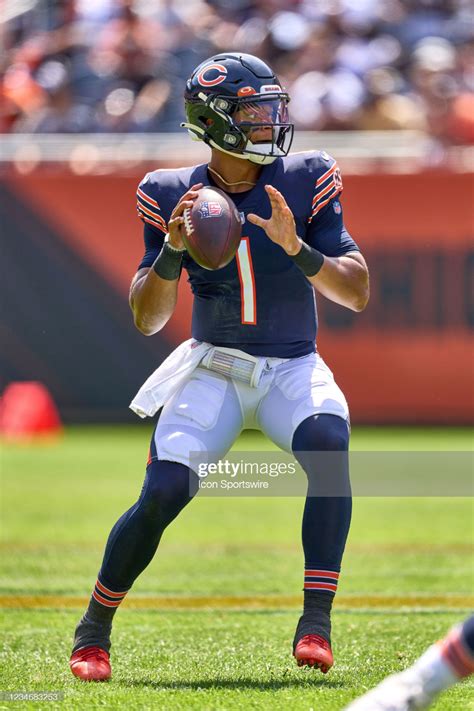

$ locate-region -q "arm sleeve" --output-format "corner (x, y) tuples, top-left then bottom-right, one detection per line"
(305, 197), (360, 257)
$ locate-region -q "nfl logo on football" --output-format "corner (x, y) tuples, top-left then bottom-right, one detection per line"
(199, 201), (223, 218)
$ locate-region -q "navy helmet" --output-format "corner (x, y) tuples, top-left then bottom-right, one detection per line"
(181, 53), (294, 165)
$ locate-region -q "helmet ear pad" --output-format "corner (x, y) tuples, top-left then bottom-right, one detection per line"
(185, 96), (248, 152)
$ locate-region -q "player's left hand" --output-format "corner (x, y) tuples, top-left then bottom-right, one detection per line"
(248, 185), (301, 256)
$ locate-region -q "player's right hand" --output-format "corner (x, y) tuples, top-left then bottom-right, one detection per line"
(168, 183), (203, 250)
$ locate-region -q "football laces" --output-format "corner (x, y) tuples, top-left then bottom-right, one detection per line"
(183, 207), (194, 236)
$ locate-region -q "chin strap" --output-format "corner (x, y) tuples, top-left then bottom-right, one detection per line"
(247, 151), (278, 166)
(180, 121), (206, 142)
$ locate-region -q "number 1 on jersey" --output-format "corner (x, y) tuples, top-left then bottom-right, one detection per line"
(236, 237), (257, 325)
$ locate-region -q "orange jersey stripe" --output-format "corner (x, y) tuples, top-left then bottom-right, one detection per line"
(308, 187), (342, 221)
(137, 202), (167, 230)
(137, 186), (160, 210)
(312, 180), (339, 208)
(138, 214), (168, 236)
(316, 162), (337, 187)
(137, 205), (167, 230)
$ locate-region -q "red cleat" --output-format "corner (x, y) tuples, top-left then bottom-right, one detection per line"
(294, 634), (334, 673)
(69, 646), (111, 681)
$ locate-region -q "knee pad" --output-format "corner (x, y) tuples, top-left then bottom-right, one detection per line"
(292, 415), (351, 496)
(141, 459), (195, 522)
(292, 414), (349, 453)
(154, 430), (208, 471)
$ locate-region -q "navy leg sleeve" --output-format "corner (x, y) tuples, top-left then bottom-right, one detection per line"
(292, 414), (352, 587)
(99, 458), (197, 592)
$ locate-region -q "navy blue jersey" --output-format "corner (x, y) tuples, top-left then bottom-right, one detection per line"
(136, 151), (359, 358)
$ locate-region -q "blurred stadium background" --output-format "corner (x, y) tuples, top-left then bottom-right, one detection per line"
(1, 0), (473, 426)
(1, 3), (473, 708)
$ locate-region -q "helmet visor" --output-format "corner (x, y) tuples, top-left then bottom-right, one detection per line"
(232, 96), (293, 158)
(233, 96), (289, 128)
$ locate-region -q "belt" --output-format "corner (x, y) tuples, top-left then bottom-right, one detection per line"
(201, 346), (289, 388)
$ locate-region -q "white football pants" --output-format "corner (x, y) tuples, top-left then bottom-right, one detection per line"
(152, 351), (349, 469)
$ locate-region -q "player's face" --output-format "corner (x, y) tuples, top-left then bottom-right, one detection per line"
(234, 97), (289, 143)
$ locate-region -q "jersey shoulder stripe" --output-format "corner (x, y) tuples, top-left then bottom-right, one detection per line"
(316, 161), (339, 188)
(136, 176), (168, 235)
(136, 204), (168, 234)
(137, 186), (160, 209)
(308, 156), (343, 222)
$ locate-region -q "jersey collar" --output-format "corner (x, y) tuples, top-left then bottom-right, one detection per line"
(193, 159), (280, 211)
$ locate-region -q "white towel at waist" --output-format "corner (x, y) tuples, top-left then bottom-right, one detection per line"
(129, 339), (212, 418)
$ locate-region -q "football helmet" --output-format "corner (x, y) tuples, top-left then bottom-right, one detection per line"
(181, 53), (294, 165)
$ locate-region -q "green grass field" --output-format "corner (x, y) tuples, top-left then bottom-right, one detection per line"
(1, 426), (473, 710)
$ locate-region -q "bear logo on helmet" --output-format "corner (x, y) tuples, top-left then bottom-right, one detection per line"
(196, 63), (228, 87)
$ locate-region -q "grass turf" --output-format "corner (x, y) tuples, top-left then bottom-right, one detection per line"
(1, 426), (473, 710)
(1, 610), (471, 710)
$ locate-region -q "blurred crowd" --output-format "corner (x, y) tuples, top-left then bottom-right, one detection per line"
(2, 0), (473, 144)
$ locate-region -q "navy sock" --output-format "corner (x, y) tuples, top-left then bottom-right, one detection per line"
(291, 414), (352, 644)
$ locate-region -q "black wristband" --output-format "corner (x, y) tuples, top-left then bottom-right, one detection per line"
(290, 241), (325, 277)
(152, 242), (183, 280)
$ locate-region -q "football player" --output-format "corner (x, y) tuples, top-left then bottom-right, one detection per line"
(344, 614), (474, 710)
(70, 53), (369, 681)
